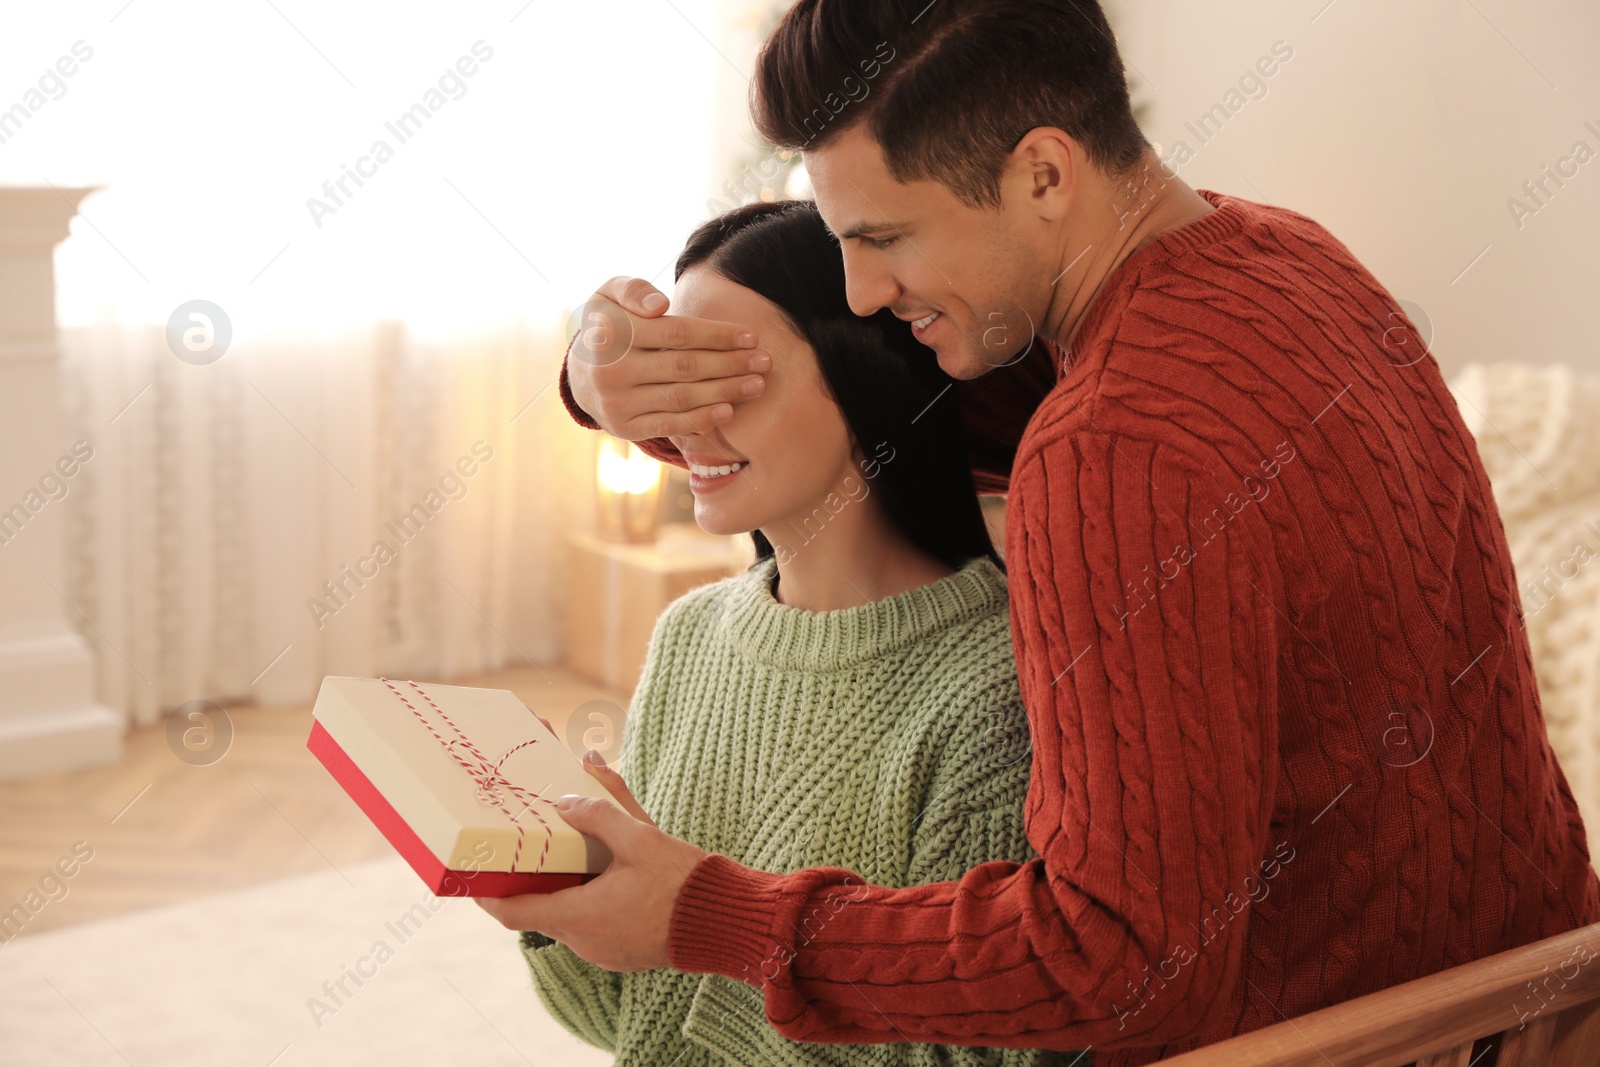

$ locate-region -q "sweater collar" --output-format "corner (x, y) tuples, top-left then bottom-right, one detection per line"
(720, 554), (1010, 672)
(1047, 188), (1251, 376)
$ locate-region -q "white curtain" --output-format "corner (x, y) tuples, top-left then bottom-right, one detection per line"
(14, 0), (740, 727)
(58, 319), (595, 724)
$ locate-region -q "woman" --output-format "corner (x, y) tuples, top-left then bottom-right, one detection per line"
(521, 200), (1066, 1066)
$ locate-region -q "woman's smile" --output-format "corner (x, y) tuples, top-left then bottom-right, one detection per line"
(687, 461), (749, 493)
(683, 446), (750, 494)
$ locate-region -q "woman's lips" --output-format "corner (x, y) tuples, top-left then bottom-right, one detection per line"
(688, 462), (749, 493)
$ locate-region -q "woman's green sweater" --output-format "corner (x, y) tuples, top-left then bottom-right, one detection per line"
(518, 553), (1054, 1066)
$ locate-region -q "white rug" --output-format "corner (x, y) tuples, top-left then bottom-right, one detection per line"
(0, 857), (612, 1066)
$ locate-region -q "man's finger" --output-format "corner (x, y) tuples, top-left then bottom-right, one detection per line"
(645, 345), (772, 385)
(632, 313), (760, 354)
(475, 877), (583, 934)
(626, 402), (735, 441)
(555, 793), (641, 852)
(646, 375), (767, 419)
(600, 276), (670, 317)
(475, 893), (535, 928)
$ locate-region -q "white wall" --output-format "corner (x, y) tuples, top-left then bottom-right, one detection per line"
(1117, 0), (1600, 380)
(0, 0), (722, 339)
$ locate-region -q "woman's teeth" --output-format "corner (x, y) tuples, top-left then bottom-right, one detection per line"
(913, 312), (940, 330)
(689, 461), (745, 478)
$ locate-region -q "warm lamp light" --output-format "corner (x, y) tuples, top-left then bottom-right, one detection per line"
(596, 435), (663, 543)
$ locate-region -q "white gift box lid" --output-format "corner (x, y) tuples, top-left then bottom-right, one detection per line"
(311, 676), (613, 874)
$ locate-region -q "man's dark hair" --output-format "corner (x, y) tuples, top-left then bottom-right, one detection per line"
(676, 199), (1002, 573)
(752, 0), (1149, 209)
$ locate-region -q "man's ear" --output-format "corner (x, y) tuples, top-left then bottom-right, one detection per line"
(1010, 126), (1078, 221)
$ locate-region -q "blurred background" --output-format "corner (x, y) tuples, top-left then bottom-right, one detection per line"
(0, 1), (1597, 1064)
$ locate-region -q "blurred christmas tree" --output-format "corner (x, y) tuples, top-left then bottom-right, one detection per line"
(713, 0), (808, 208)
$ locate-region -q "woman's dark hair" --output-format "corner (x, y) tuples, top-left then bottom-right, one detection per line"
(752, 0), (1148, 210)
(675, 198), (1001, 573)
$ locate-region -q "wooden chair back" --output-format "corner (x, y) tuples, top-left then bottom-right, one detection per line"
(1157, 923), (1599, 1066)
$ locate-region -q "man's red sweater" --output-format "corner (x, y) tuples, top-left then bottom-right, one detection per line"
(556, 189), (1600, 1063)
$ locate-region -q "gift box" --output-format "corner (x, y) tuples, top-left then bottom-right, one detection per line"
(307, 676), (613, 897)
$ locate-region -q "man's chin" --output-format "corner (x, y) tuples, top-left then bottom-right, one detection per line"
(933, 344), (997, 381)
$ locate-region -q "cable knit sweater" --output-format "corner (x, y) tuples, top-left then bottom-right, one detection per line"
(556, 188), (1600, 1063)
(519, 553), (1074, 1067)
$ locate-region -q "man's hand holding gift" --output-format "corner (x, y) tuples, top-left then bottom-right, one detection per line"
(477, 713), (708, 972)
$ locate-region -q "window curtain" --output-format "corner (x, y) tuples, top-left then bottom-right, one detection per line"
(57, 318), (595, 724)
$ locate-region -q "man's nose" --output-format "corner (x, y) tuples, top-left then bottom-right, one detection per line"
(842, 248), (899, 319)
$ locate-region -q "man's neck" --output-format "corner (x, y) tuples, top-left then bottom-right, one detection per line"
(1044, 156), (1216, 351)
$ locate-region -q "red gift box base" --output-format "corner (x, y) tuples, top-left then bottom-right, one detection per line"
(307, 719), (600, 897)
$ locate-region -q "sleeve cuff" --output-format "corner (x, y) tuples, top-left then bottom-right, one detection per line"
(668, 853), (792, 982)
(520, 928), (558, 951)
(558, 337), (602, 430)
(558, 333), (689, 472)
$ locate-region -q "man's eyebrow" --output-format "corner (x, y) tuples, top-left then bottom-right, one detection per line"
(835, 219), (904, 241)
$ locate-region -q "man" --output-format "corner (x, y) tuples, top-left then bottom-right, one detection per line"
(479, 1), (1600, 1063)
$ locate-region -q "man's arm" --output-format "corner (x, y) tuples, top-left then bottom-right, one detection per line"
(680, 689), (1045, 1067)
(664, 429), (1283, 1052)
(558, 278), (1064, 492)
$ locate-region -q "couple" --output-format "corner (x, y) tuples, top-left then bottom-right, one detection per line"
(520, 197), (1057, 1066)
(480, 1), (1600, 1064)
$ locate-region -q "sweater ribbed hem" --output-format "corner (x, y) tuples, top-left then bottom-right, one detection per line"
(668, 852), (793, 981)
(521, 936), (618, 1053)
(682, 974), (779, 1062)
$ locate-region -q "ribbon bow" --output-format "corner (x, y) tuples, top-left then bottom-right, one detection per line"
(381, 678), (555, 874)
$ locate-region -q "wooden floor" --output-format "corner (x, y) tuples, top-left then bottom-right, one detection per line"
(0, 665), (630, 941)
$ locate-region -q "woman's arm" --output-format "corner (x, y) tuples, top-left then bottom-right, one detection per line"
(903, 692), (1037, 888)
(898, 697), (1062, 1067)
(513, 604), (679, 1051)
(520, 931), (622, 1052)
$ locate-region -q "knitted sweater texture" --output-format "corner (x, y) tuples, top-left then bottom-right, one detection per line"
(558, 189), (1600, 1063)
(520, 554), (1070, 1067)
